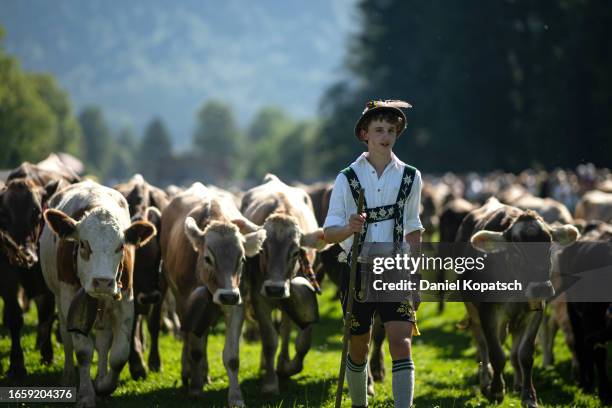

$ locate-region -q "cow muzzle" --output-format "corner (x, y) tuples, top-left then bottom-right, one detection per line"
(136, 290), (162, 305)
(525, 280), (555, 300)
(89, 277), (118, 298)
(261, 279), (291, 299)
(213, 288), (242, 305)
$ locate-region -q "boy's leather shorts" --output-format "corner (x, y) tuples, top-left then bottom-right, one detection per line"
(340, 291), (417, 336)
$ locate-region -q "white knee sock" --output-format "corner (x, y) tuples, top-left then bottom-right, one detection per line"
(392, 358), (415, 408)
(346, 355), (368, 407)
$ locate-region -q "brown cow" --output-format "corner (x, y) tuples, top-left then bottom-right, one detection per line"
(114, 174), (169, 379)
(575, 190), (612, 223)
(0, 161), (79, 378)
(241, 174), (324, 394)
(161, 182), (265, 406)
(456, 197), (578, 407)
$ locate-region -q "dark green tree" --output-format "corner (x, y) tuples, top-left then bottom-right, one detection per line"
(0, 28), (57, 167)
(192, 100), (243, 182)
(140, 117), (173, 184)
(78, 106), (112, 175)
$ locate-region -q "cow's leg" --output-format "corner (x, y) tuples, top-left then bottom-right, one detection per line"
(72, 332), (96, 408)
(594, 342), (612, 403)
(2, 291), (26, 379)
(568, 304), (591, 390)
(277, 317), (312, 378)
(57, 294), (75, 385)
(539, 302), (557, 368)
(479, 307), (505, 402)
(369, 313), (386, 382)
(186, 331), (207, 397)
(34, 291), (55, 365)
(95, 299), (133, 396)
(510, 327), (524, 393)
(276, 311), (292, 377)
(181, 332), (191, 389)
(147, 301), (162, 372)
(94, 304), (112, 387)
(129, 314), (147, 380)
(254, 296), (279, 394)
(465, 303), (492, 394)
(223, 305), (245, 407)
(517, 310), (543, 408)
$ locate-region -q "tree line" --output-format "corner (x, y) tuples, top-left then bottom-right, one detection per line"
(313, 0), (612, 175)
(0, 26), (319, 186)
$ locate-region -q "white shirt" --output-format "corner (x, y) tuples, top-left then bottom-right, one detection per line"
(323, 152), (425, 254)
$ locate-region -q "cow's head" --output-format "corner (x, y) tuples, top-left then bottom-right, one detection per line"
(184, 216), (266, 306)
(44, 207), (156, 299)
(125, 177), (149, 220)
(0, 178), (62, 268)
(133, 207), (164, 306)
(259, 214), (325, 299)
(471, 210), (579, 300)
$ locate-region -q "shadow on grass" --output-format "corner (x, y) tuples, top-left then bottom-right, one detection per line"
(104, 376), (336, 408)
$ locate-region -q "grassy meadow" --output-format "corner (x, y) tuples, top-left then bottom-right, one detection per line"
(0, 285), (605, 407)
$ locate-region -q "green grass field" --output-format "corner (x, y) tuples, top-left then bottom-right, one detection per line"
(0, 286), (604, 407)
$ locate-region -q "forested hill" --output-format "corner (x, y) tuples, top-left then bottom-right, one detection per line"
(1, 0), (354, 148)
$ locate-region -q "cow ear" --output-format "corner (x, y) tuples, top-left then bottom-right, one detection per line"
(44, 209), (78, 241)
(551, 224), (580, 247)
(300, 229), (327, 250)
(471, 230), (507, 253)
(184, 217), (205, 252)
(243, 229), (266, 257)
(125, 220), (156, 248)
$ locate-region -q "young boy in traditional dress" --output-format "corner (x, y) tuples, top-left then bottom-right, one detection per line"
(323, 100), (424, 408)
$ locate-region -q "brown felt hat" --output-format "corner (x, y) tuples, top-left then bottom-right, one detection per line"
(354, 99), (412, 142)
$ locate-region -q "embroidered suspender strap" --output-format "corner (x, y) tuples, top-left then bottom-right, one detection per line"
(393, 165), (416, 242)
(341, 167), (368, 263)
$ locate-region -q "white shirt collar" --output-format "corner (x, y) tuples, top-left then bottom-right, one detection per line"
(353, 151), (404, 173)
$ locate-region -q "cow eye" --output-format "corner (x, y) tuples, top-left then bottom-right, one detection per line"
(204, 255), (213, 265)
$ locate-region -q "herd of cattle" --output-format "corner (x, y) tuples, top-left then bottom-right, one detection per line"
(1, 155), (612, 407)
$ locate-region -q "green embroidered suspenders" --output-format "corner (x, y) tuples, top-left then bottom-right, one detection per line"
(341, 164), (416, 263)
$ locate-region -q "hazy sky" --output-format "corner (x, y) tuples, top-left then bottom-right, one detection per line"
(1, 0), (357, 148)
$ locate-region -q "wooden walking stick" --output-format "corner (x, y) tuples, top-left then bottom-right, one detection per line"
(335, 188), (365, 408)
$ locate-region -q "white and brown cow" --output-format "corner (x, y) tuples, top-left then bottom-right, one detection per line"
(241, 174), (325, 394)
(39, 181), (155, 408)
(161, 182), (265, 407)
(456, 197), (579, 407)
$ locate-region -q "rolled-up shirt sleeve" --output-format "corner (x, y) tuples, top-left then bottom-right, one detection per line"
(403, 170), (425, 236)
(323, 173), (349, 229)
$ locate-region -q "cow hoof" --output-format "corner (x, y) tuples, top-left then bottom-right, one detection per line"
(228, 394), (246, 408)
(371, 367), (385, 382)
(7, 365), (26, 380)
(188, 388), (204, 398)
(262, 378), (279, 395)
(367, 381), (375, 396)
(487, 389), (505, 403)
(130, 365), (147, 381)
(148, 355), (161, 372)
(76, 395), (96, 408)
(521, 397), (538, 408)
(41, 348), (54, 366)
(94, 376), (116, 397)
